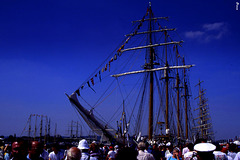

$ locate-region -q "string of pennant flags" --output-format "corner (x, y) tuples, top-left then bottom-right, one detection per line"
(74, 9), (150, 96)
(74, 8), (180, 96)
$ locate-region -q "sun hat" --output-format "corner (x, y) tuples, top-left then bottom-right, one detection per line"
(78, 139), (89, 150)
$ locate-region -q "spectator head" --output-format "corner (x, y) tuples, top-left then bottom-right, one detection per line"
(229, 144), (237, 152)
(12, 139), (28, 160)
(137, 142), (146, 151)
(51, 143), (59, 154)
(29, 141), (42, 159)
(153, 144), (158, 150)
(172, 148), (180, 157)
(221, 147), (228, 154)
(188, 143), (194, 151)
(109, 146), (114, 151)
(67, 147), (81, 160)
(214, 143), (222, 151)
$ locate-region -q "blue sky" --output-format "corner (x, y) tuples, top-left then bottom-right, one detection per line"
(0, 0), (239, 140)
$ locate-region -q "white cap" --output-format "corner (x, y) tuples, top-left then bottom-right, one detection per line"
(194, 143), (216, 152)
(78, 139), (89, 150)
(166, 142), (171, 146)
(114, 145), (119, 148)
(233, 141), (240, 145)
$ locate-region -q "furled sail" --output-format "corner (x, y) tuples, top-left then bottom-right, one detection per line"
(66, 92), (120, 143)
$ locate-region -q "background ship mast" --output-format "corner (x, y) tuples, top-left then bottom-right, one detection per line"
(194, 80), (214, 140)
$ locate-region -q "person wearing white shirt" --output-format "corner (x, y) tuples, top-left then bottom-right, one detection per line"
(106, 146), (116, 160)
(182, 144), (190, 158)
(183, 143), (197, 160)
(49, 144), (64, 160)
(213, 144), (228, 160)
(234, 152), (240, 160)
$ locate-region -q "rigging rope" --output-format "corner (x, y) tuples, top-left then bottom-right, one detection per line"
(134, 73), (148, 134)
(116, 77), (125, 100)
(71, 103), (91, 135)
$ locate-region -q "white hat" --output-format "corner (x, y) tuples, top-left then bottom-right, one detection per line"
(166, 142), (171, 146)
(78, 139), (89, 150)
(233, 141), (240, 145)
(194, 143), (216, 152)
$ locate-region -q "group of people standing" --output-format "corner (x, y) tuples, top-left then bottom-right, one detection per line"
(135, 140), (240, 160)
(1, 138), (240, 160)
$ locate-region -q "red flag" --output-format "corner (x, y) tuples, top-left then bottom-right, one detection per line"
(91, 78), (94, 86)
(105, 64), (108, 71)
(117, 48), (121, 52)
(118, 44), (125, 52)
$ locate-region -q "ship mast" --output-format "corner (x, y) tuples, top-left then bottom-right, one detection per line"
(164, 29), (170, 138)
(183, 57), (188, 139)
(148, 2), (154, 140)
(176, 47), (180, 139)
(195, 80), (205, 138)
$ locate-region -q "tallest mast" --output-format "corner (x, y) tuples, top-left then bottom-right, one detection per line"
(148, 2), (154, 140)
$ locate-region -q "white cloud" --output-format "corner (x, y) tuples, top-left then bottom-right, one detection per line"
(185, 31), (204, 39)
(203, 22), (225, 31)
(184, 22), (228, 42)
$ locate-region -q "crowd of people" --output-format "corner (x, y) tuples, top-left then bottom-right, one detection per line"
(0, 138), (240, 160)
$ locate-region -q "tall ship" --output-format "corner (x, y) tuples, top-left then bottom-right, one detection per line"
(66, 3), (208, 144)
(194, 80), (215, 141)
